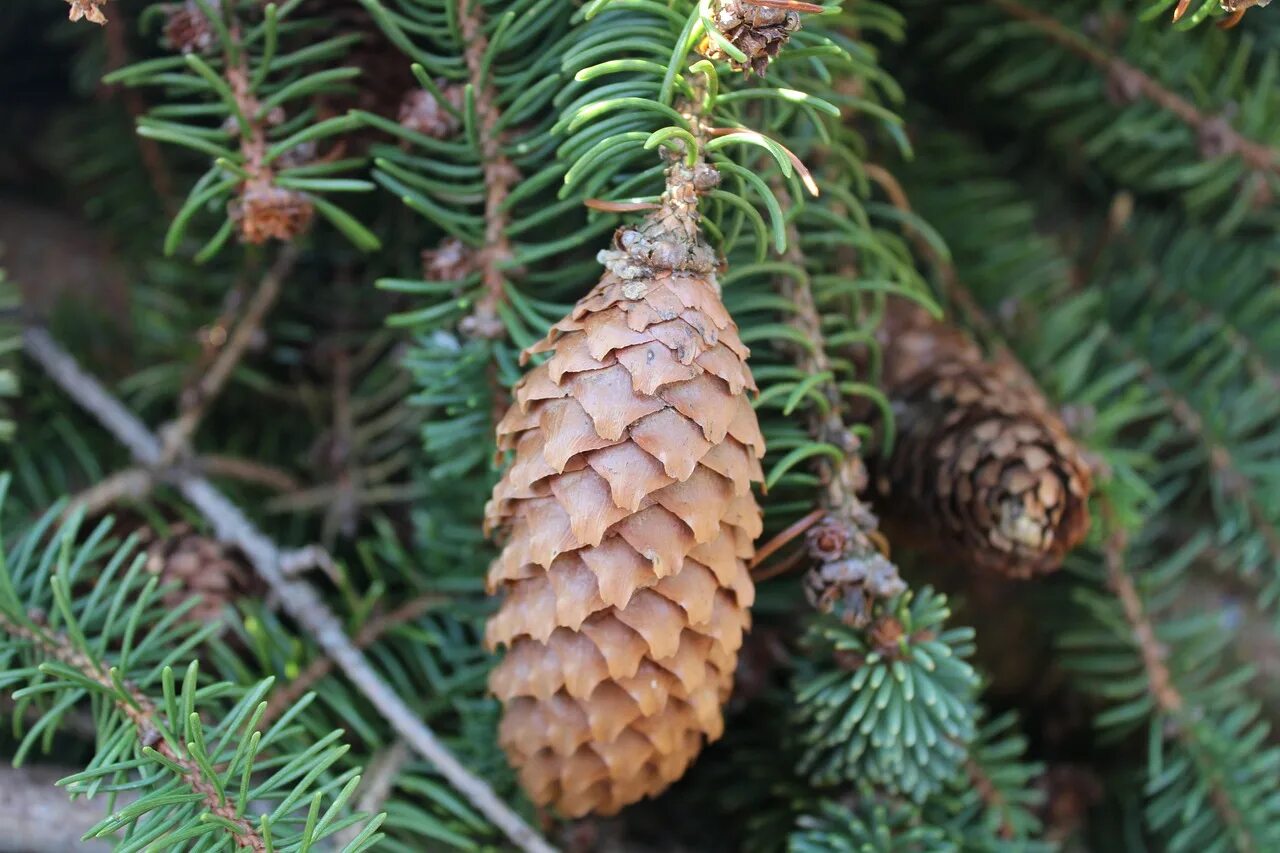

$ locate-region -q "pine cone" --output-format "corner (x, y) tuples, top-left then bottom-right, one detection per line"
(484, 164), (765, 817)
(865, 301), (1092, 578)
(146, 530), (260, 625)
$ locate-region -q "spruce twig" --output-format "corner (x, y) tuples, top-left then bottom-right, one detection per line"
(0, 611), (268, 850)
(988, 0), (1280, 178)
(21, 326), (560, 853)
(1102, 527), (1253, 851)
(457, 0), (516, 342)
(769, 180), (904, 616)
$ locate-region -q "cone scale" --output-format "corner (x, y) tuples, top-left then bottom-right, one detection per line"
(483, 164), (764, 816)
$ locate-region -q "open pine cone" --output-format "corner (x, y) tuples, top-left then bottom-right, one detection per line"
(483, 163), (765, 816)
(866, 301), (1092, 578)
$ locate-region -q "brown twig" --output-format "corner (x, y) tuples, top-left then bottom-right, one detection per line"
(965, 755), (1016, 840)
(0, 610), (267, 850)
(750, 507), (824, 570)
(65, 467), (154, 517)
(333, 741), (412, 849)
(162, 246), (298, 462)
(1102, 524), (1254, 849)
(101, 6), (175, 210)
(989, 0), (1280, 178)
(197, 454), (300, 492)
(22, 326), (560, 853)
(457, 0), (517, 341)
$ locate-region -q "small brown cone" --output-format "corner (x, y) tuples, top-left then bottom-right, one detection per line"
(146, 529), (260, 625)
(865, 300), (1092, 578)
(484, 163), (765, 817)
(697, 0), (801, 76)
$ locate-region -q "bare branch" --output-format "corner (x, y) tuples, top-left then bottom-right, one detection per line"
(162, 247), (298, 461)
(21, 325), (559, 853)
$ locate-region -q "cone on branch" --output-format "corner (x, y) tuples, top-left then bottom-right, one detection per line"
(483, 161), (765, 817)
(145, 527), (261, 626)
(862, 300), (1092, 578)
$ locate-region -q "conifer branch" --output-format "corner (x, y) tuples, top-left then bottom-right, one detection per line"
(162, 246), (299, 461)
(767, 181), (903, 615)
(457, 0), (516, 341)
(21, 326), (559, 853)
(1106, 330), (1280, 566)
(0, 610), (267, 850)
(1102, 529), (1253, 850)
(964, 754), (1017, 840)
(260, 592), (446, 726)
(988, 0), (1280, 177)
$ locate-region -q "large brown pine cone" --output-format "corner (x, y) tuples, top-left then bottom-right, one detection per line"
(483, 168), (765, 816)
(867, 300), (1092, 578)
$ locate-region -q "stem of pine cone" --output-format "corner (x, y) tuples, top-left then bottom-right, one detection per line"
(161, 246), (298, 463)
(0, 610), (268, 850)
(1101, 520), (1252, 851)
(457, 0), (516, 341)
(988, 0), (1279, 179)
(21, 326), (560, 853)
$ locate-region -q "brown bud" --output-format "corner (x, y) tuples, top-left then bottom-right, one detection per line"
(422, 237), (476, 282)
(398, 86), (465, 139)
(806, 516), (851, 562)
(163, 1), (217, 54)
(697, 0), (801, 76)
(66, 0), (108, 25)
(233, 181), (315, 244)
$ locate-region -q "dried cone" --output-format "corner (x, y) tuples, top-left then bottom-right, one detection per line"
(146, 530), (260, 625)
(484, 162), (765, 817)
(867, 300), (1092, 578)
(697, 0), (801, 76)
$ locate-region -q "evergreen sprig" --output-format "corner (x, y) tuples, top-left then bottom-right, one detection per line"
(0, 482), (383, 851)
(107, 0), (379, 259)
(794, 587), (980, 801)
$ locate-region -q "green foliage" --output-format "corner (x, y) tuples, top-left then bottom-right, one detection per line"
(110, 0), (378, 258)
(794, 588), (979, 801)
(1061, 533), (1280, 853)
(907, 0), (1280, 234)
(790, 792), (952, 852)
(0, 481), (383, 850)
(8, 0), (1280, 847)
